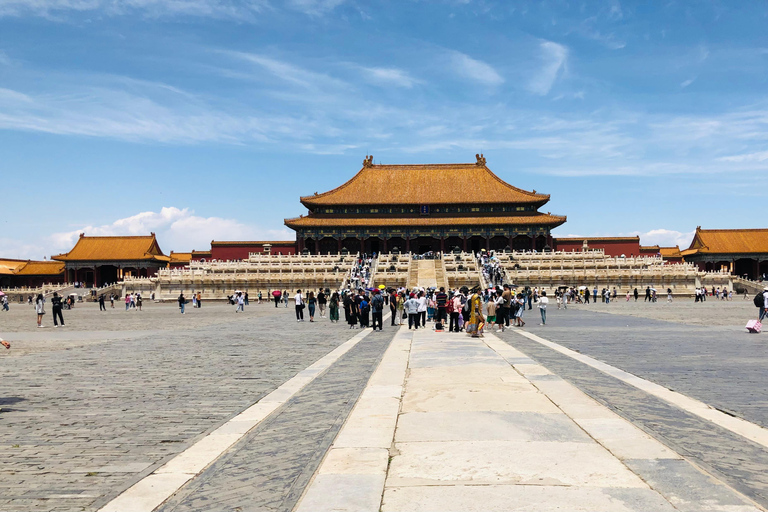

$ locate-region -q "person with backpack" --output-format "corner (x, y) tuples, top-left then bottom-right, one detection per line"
(295, 289), (305, 322)
(359, 295), (370, 328)
(435, 287), (448, 326)
(756, 287), (768, 321)
(501, 285), (512, 327)
(51, 292), (64, 328)
(371, 290), (384, 331)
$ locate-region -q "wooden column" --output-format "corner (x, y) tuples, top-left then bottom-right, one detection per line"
(360, 238), (365, 255)
(406, 236), (411, 253)
(440, 236), (445, 254)
(485, 236), (490, 251)
(531, 236), (536, 251)
(337, 238), (342, 254)
(382, 237), (388, 253)
(462, 236), (467, 252)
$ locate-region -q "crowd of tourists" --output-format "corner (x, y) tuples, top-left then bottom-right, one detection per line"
(478, 253), (507, 287)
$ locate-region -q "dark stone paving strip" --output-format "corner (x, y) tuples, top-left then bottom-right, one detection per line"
(528, 308), (768, 429)
(157, 330), (396, 512)
(0, 307), (361, 512)
(500, 331), (768, 507)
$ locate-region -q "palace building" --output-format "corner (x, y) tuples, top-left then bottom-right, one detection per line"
(682, 227), (768, 279)
(284, 154), (566, 255)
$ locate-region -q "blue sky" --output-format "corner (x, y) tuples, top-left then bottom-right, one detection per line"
(1, 0), (767, 259)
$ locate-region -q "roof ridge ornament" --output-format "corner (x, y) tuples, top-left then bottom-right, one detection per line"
(475, 153), (486, 166)
(363, 155), (374, 167)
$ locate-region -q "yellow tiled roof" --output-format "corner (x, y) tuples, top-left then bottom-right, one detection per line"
(285, 213), (566, 229)
(53, 234), (168, 262)
(300, 158), (550, 207)
(0, 259), (27, 275)
(659, 246), (682, 258)
(685, 228), (768, 255)
(169, 252), (192, 263)
(14, 261), (65, 276)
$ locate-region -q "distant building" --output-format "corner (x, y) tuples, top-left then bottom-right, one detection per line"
(553, 237), (641, 258)
(169, 252), (192, 268)
(209, 240), (296, 260)
(682, 227), (768, 279)
(659, 246), (683, 264)
(12, 261), (66, 288)
(284, 154), (566, 254)
(52, 233), (169, 287)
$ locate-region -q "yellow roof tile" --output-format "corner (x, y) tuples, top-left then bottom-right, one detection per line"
(53, 234), (167, 262)
(14, 261), (65, 276)
(685, 228), (768, 255)
(300, 156), (550, 207)
(285, 213), (566, 229)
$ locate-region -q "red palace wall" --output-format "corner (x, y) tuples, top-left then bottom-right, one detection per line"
(554, 238), (641, 258)
(210, 243), (297, 260)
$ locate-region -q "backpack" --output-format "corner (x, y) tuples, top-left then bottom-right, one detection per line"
(372, 295), (383, 310)
(754, 292), (764, 308)
(361, 300), (370, 313)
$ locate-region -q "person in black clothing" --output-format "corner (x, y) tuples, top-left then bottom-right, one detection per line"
(317, 289), (327, 318)
(634, 288), (639, 301)
(371, 290), (384, 331)
(644, 286), (651, 302)
(435, 287), (448, 326)
(51, 292), (65, 327)
(274, 290), (281, 307)
(98, 294), (106, 311)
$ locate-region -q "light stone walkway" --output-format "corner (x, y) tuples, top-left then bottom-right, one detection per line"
(296, 326), (761, 512)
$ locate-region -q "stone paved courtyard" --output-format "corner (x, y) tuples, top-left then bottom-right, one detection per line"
(2, 298), (768, 511)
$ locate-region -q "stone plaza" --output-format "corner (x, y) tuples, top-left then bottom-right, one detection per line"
(2, 296), (768, 511)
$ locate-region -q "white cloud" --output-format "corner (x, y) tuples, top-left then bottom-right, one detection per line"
(360, 67), (420, 88)
(718, 150), (768, 163)
(448, 50), (504, 86)
(286, 0), (346, 15)
(0, 0), (270, 20)
(528, 41), (568, 95)
(680, 78), (695, 88)
(0, 237), (46, 260)
(49, 207), (294, 255)
(629, 229), (696, 248)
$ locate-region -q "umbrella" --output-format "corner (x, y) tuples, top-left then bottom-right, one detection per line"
(366, 287), (375, 291)
(272, 290), (282, 297)
(378, 284), (386, 289)
(0, 291), (5, 297)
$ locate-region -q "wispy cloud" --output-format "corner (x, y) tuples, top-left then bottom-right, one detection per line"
(0, 0), (349, 20)
(448, 50), (504, 86)
(628, 229), (696, 248)
(680, 78), (695, 88)
(719, 150), (768, 163)
(227, 51), (349, 91)
(49, 206), (293, 255)
(528, 41), (568, 95)
(359, 67), (420, 88)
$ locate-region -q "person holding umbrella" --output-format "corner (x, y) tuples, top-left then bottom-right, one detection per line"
(273, 289), (282, 308)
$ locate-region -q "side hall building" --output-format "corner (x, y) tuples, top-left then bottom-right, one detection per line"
(52, 233), (170, 287)
(682, 227), (768, 280)
(284, 154), (566, 255)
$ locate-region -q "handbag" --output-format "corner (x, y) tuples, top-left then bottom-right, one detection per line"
(402, 311), (407, 319)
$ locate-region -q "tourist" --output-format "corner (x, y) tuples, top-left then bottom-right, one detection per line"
(358, 293), (370, 328)
(273, 289), (282, 308)
(759, 287), (768, 321)
(137, 294), (143, 311)
(317, 289), (327, 318)
(98, 294), (106, 311)
(192, 292), (197, 308)
(283, 290), (289, 308)
(667, 288), (673, 302)
(514, 293), (526, 327)
(626, 291), (631, 301)
(35, 293), (45, 327)
(583, 288), (589, 304)
(604, 288), (611, 304)
(427, 293), (436, 322)
(2, 295), (9, 311)
(307, 291), (316, 322)
(389, 289), (399, 326)
(178, 292), (186, 314)
(344, 292), (357, 329)
(435, 287), (448, 326)
(295, 289), (305, 322)
(125, 294), (131, 311)
(634, 288), (639, 301)
(593, 287), (598, 303)
(404, 293), (420, 330)
(258, 291), (262, 304)
(51, 292), (64, 328)
(329, 291), (340, 323)
(486, 294), (497, 331)
(110, 294), (115, 308)
(416, 291), (428, 328)
(501, 285), (513, 327)
(244, 291), (249, 305)
(371, 290), (384, 331)
(538, 291), (549, 325)
(197, 291), (202, 308)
